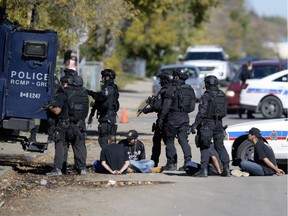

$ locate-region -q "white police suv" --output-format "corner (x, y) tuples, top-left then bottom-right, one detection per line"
(224, 118), (288, 166)
(178, 45), (231, 86)
(240, 69), (288, 119)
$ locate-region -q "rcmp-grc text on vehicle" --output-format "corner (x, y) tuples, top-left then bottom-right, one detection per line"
(0, 9), (58, 152)
(224, 118), (288, 166)
(240, 69), (288, 119)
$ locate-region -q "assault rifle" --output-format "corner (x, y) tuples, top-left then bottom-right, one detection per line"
(137, 91), (160, 117)
(36, 100), (55, 113)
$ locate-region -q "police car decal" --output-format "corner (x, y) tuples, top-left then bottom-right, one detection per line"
(246, 88), (285, 95)
(228, 130), (288, 141)
(270, 130), (278, 140)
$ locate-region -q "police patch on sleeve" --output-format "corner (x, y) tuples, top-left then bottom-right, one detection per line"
(105, 87), (109, 96)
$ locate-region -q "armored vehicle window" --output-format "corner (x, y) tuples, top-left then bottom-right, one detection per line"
(23, 41), (48, 58)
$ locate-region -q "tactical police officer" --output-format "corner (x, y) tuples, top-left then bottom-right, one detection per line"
(158, 68), (196, 171)
(67, 75), (89, 174)
(140, 72), (173, 167)
(87, 69), (119, 148)
(191, 75), (230, 177)
(46, 74), (89, 176)
(46, 76), (61, 143)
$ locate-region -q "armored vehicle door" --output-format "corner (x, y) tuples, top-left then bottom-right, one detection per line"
(5, 30), (57, 120)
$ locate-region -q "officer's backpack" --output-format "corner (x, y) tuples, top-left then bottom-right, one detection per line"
(177, 84), (196, 113)
(207, 90), (227, 119)
(66, 88), (89, 121)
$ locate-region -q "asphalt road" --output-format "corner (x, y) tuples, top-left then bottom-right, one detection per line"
(0, 78), (287, 216)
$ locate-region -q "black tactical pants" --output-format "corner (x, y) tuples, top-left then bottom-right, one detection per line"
(53, 122), (70, 171)
(98, 122), (117, 148)
(151, 120), (166, 167)
(202, 119), (230, 167)
(53, 121), (87, 172)
(69, 121), (87, 171)
(164, 121), (191, 166)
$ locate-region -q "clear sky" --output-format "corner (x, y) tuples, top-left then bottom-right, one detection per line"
(245, 0), (288, 20)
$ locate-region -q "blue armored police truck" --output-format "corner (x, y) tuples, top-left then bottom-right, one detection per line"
(0, 9), (58, 152)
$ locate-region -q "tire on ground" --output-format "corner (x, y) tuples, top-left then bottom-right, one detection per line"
(260, 96), (283, 119)
(236, 140), (254, 161)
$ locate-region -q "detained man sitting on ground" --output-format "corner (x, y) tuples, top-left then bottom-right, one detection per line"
(118, 130), (163, 173)
(232, 127), (285, 177)
(93, 135), (130, 175)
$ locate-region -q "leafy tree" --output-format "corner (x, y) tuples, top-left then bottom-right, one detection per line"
(120, 0), (219, 76)
(3, 0), (284, 76)
(3, 0), (137, 59)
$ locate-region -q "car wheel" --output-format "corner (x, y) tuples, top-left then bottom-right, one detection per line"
(236, 140), (254, 161)
(260, 96), (283, 119)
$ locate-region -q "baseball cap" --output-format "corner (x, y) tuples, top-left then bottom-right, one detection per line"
(127, 130), (138, 140)
(248, 127), (261, 138)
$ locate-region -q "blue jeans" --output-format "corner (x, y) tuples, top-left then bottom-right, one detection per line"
(130, 160), (155, 173)
(240, 160), (265, 176)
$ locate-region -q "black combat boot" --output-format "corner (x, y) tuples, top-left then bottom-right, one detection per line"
(178, 164), (188, 171)
(193, 168), (208, 177)
(221, 165), (231, 177)
(163, 163), (177, 171)
(61, 162), (67, 175)
(28, 133), (36, 143)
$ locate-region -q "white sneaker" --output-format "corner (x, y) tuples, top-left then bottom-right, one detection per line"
(231, 169), (243, 177)
(242, 171), (250, 177)
(231, 169), (250, 177)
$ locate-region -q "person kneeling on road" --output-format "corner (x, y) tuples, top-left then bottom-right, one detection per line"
(185, 144), (223, 177)
(118, 130), (163, 173)
(93, 135), (130, 174)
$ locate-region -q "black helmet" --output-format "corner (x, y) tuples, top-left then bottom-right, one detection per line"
(73, 75), (84, 87)
(101, 69), (116, 79)
(157, 72), (173, 81)
(173, 68), (189, 80)
(204, 75), (219, 86)
(60, 75), (74, 85)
